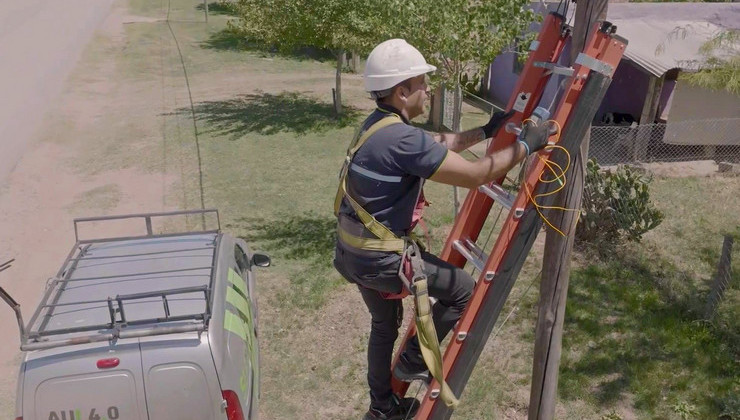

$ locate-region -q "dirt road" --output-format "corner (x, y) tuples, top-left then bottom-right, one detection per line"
(0, 0), (114, 183)
(0, 0), (178, 416)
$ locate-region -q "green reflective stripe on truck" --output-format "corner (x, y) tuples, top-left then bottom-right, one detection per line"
(228, 268), (248, 297)
(226, 288), (255, 350)
(226, 287), (253, 323)
(224, 310), (247, 341)
(224, 267), (260, 401)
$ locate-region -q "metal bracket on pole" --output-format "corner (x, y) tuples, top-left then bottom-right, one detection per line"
(533, 61), (575, 77)
(575, 53), (614, 76)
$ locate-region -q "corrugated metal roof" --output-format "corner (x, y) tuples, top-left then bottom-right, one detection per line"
(543, 3), (740, 77)
(608, 4), (739, 77)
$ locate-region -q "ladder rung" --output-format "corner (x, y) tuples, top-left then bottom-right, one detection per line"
(478, 184), (515, 210)
(452, 239), (488, 273)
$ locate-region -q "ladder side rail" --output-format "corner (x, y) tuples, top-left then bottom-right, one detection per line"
(390, 12), (569, 399)
(415, 24), (626, 420)
(391, 12), (569, 400)
(428, 71), (617, 420)
(440, 12), (569, 269)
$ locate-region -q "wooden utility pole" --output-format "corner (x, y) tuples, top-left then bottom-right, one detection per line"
(528, 1), (609, 419)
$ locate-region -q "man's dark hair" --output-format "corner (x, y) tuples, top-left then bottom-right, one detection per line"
(374, 78), (414, 104)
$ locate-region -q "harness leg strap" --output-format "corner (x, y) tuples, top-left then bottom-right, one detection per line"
(399, 241), (459, 408)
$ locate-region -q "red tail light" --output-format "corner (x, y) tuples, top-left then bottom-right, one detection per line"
(222, 390), (245, 420)
(96, 358), (120, 369)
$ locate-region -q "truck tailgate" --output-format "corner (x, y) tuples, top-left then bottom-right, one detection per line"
(24, 341), (148, 420)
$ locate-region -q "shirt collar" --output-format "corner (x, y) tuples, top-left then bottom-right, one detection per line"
(376, 103), (409, 124)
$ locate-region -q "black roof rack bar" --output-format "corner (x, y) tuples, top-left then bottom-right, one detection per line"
(24, 323), (207, 351)
(25, 244), (84, 336)
(77, 229), (220, 246)
(60, 266), (213, 282)
(74, 209), (221, 243)
(31, 286), (211, 338)
(72, 245), (216, 261)
(36, 244), (92, 334)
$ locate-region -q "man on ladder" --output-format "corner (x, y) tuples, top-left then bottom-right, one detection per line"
(333, 38), (551, 420)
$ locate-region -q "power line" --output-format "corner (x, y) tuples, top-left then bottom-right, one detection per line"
(165, 0), (207, 229)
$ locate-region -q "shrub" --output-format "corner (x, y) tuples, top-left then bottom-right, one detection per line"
(577, 159), (664, 245)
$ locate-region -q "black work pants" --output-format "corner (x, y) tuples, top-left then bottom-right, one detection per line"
(334, 245), (475, 410)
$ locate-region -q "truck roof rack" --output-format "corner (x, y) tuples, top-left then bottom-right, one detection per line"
(1, 210), (223, 351)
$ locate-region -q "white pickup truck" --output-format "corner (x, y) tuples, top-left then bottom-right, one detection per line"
(1, 210), (270, 420)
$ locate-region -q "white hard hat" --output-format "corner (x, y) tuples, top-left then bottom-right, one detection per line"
(363, 39), (437, 93)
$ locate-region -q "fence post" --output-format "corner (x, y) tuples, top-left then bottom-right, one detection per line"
(633, 75), (664, 162)
(704, 235), (734, 319)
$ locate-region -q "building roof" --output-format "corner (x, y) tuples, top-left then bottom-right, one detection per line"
(607, 3), (739, 77)
(541, 3), (740, 77)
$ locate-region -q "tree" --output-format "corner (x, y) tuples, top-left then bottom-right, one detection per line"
(681, 29), (739, 95)
(378, 0), (536, 129)
(231, 0), (383, 115)
(658, 26), (739, 95)
(231, 0), (536, 119)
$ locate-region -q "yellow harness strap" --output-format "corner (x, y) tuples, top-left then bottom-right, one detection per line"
(400, 241), (459, 408)
(334, 114), (405, 251)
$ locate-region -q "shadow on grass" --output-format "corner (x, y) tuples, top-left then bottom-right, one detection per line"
(184, 92), (361, 139)
(558, 250), (739, 417)
(201, 28), (335, 62)
(196, 2), (239, 16)
(227, 214), (341, 310)
(232, 213), (335, 265)
(201, 27), (252, 51)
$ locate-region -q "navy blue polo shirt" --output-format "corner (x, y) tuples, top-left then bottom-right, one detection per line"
(338, 105), (448, 237)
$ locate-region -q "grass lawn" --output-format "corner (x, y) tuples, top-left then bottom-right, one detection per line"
(105, 1), (740, 418)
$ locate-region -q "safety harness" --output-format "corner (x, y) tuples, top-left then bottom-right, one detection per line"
(334, 112), (459, 408)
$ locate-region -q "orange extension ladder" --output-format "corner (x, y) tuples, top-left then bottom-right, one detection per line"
(391, 12), (628, 419)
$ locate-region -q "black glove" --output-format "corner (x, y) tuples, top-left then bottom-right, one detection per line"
(518, 121), (552, 155)
(481, 110), (515, 138)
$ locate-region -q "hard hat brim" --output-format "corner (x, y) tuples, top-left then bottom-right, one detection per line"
(364, 64), (437, 92)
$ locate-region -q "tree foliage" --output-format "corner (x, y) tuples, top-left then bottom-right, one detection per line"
(658, 26), (739, 95)
(230, 0), (379, 54)
(681, 29), (739, 95)
(230, 0), (536, 116)
(376, 0), (536, 90)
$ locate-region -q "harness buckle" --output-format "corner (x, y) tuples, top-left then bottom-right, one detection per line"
(399, 237), (426, 294)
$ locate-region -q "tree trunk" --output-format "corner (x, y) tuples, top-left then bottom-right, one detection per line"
(429, 85), (444, 131)
(335, 49), (345, 116)
(452, 82), (462, 132)
(350, 51), (360, 73)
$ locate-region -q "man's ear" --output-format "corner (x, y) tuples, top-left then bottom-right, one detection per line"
(397, 85), (409, 103)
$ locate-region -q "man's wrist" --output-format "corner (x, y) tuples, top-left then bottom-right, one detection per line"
(517, 140), (530, 156)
